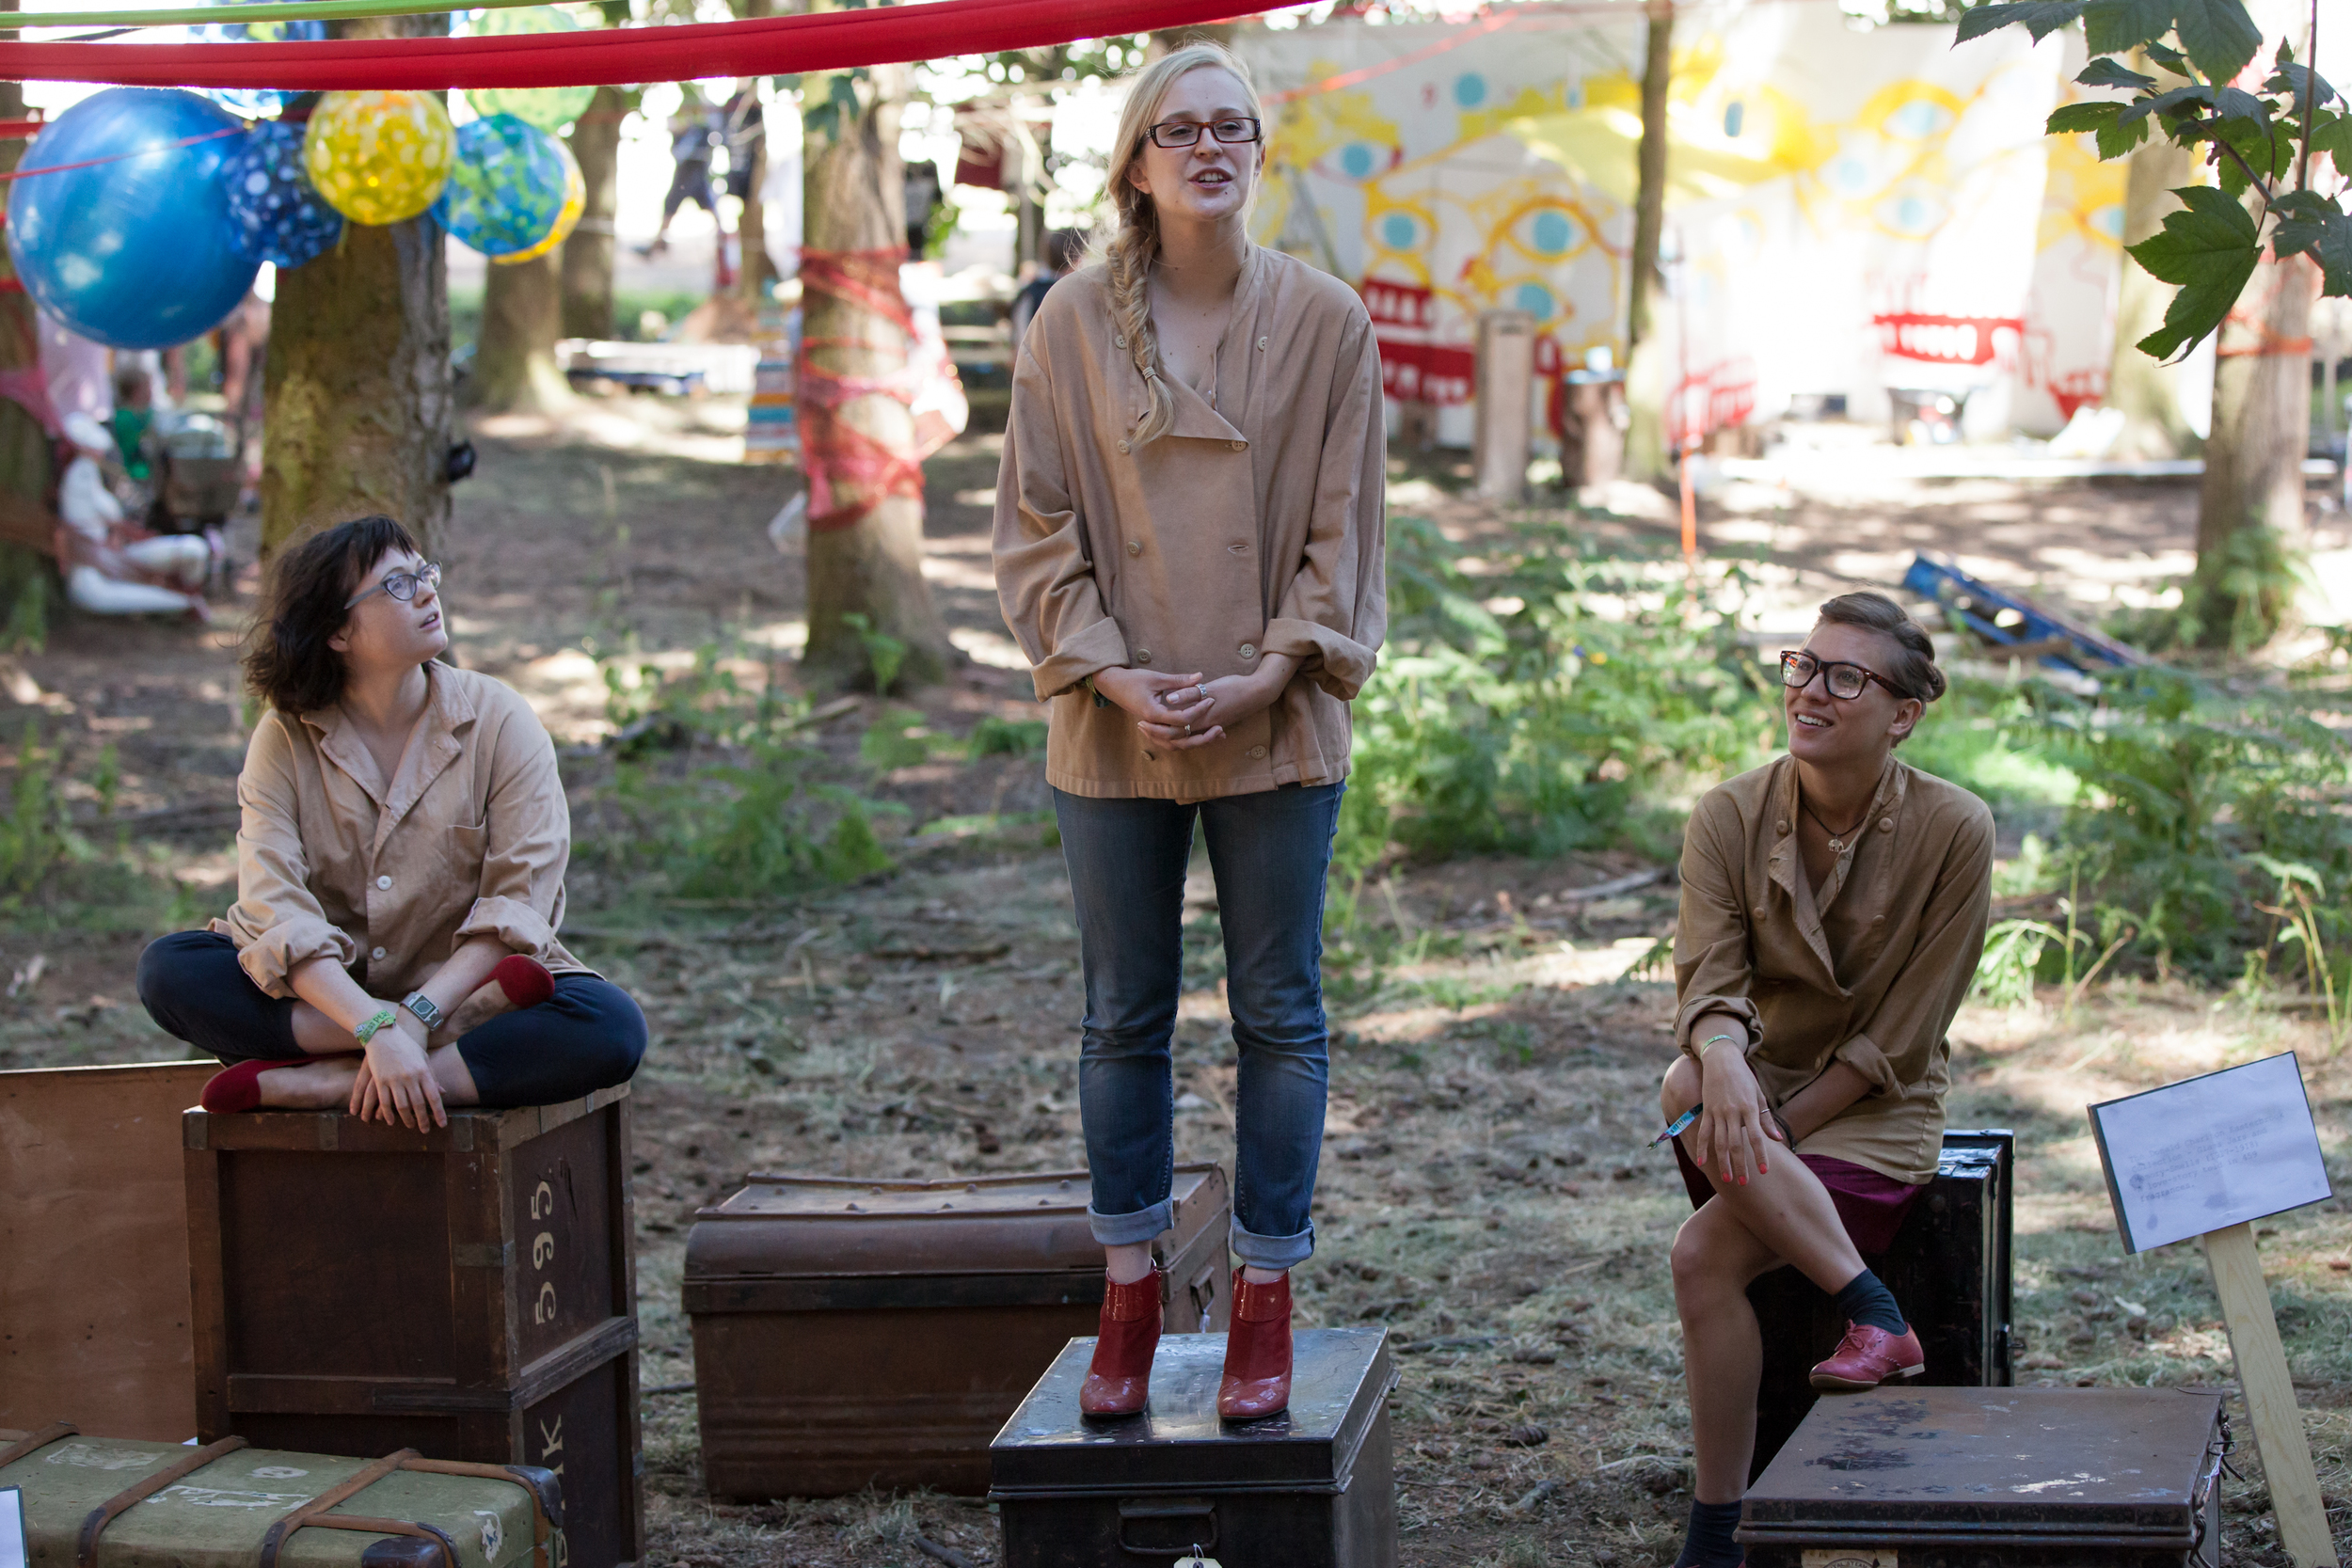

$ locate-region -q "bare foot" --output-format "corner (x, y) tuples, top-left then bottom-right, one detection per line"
(254, 1056), (364, 1109)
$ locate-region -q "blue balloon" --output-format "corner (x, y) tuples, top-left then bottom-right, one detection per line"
(187, 18), (327, 120)
(6, 88), (258, 351)
(433, 115), (571, 260)
(223, 119), (343, 269)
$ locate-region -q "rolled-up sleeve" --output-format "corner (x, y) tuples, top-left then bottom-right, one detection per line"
(1673, 792), (1761, 1057)
(453, 708), (569, 961)
(1263, 311), (1387, 701)
(993, 339), (1130, 701)
(1836, 804), (1994, 1097)
(221, 718), (356, 998)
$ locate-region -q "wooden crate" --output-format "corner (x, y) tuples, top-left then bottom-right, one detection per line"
(0, 1060), (218, 1438)
(184, 1085), (644, 1568)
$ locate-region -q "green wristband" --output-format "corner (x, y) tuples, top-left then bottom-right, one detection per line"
(353, 1007), (398, 1047)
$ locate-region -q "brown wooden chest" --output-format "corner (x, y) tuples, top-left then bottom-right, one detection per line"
(685, 1164), (1232, 1499)
(183, 1086), (644, 1568)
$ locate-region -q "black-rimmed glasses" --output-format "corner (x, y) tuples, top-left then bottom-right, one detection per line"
(1780, 649), (1908, 702)
(1146, 117), (1263, 149)
(345, 562), (442, 610)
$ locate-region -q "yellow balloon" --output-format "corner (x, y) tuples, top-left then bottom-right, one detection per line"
(495, 137), (585, 265)
(304, 89), (455, 227)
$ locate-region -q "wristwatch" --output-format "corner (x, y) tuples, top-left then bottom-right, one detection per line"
(400, 991), (446, 1032)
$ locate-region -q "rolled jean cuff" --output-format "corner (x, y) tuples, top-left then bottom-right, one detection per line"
(1231, 1216), (1314, 1271)
(1088, 1200), (1173, 1248)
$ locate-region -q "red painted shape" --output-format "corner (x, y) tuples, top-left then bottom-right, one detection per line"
(1872, 312), (2025, 367)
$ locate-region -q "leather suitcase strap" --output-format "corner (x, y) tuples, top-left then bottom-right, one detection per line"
(74, 1434), (249, 1567)
(272, 1513), (460, 1568)
(257, 1448), (420, 1568)
(399, 1457), (556, 1568)
(0, 1420), (78, 1470)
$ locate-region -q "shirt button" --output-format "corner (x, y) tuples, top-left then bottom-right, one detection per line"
(1879, 817), (1894, 832)
(1118, 439), (1132, 454)
(1127, 540), (1142, 556)
(1143, 751), (1156, 762)
(1753, 906), (1767, 920)
(375, 875), (392, 891)
(1257, 336), (1268, 351)
(1136, 648), (1152, 663)
(1229, 439), (1246, 451)
(1774, 819), (1789, 835)
(372, 946), (387, 960)
(1248, 745), (1267, 759)
(1239, 643), (1257, 659)
(1115, 334), (1128, 348)
(1872, 915), (1886, 925)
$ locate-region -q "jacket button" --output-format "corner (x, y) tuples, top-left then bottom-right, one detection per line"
(1143, 751), (1156, 762)
(372, 946), (387, 961)
(1879, 816), (1894, 832)
(1115, 334), (1127, 348)
(1118, 439), (1132, 454)
(1257, 336), (1268, 350)
(1126, 540), (1142, 556)
(1248, 745), (1267, 759)
(1230, 439), (1246, 451)
(375, 874), (392, 891)
(1238, 643), (1256, 659)
(1774, 819), (1788, 835)
(1136, 648), (1152, 663)
(1753, 905), (1767, 920)
(1872, 914), (1886, 925)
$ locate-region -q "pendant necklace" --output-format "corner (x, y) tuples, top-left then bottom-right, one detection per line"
(1801, 794), (1870, 854)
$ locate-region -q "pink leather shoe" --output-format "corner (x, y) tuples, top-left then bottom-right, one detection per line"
(1079, 1266), (1163, 1418)
(1809, 1322), (1925, 1391)
(1217, 1269), (1294, 1420)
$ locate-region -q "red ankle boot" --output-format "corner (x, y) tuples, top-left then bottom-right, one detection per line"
(1079, 1266), (1163, 1418)
(1217, 1268), (1293, 1420)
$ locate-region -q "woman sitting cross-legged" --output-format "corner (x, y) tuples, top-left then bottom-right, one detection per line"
(1661, 592), (1993, 1568)
(137, 515), (644, 1128)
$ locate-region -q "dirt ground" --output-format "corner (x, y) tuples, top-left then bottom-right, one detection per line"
(2, 398), (2349, 1568)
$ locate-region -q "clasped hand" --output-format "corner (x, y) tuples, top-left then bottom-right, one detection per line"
(349, 1006), (447, 1132)
(1689, 1036), (1783, 1186)
(1092, 659), (1291, 752)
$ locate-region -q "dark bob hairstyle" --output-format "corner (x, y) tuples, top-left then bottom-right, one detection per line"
(242, 515), (422, 714)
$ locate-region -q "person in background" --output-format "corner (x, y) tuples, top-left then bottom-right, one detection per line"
(1660, 592), (1993, 1568)
(1008, 228), (1084, 360)
(109, 367), (155, 485)
(903, 159), (945, 256)
(54, 412), (209, 620)
(137, 515), (646, 1124)
(641, 98), (722, 258)
(723, 87), (765, 207)
(35, 312), (111, 428)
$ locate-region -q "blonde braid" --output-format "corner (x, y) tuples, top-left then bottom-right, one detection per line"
(1105, 218), (1174, 445)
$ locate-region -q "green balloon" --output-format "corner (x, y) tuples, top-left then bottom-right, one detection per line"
(463, 8), (595, 132)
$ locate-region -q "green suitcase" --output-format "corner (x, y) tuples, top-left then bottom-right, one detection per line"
(0, 1423), (560, 1568)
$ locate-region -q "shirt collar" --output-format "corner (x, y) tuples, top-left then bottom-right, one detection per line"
(301, 661), (477, 813)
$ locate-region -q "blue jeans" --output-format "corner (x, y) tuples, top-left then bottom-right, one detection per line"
(1053, 782), (1344, 1272)
(137, 929), (645, 1110)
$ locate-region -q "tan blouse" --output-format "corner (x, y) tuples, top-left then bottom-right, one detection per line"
(993, 245), (1387, 800)
(214, 662), (587, 1001)
(1673, 754), (1994, 1185)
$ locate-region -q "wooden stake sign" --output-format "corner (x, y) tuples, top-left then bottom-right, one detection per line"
(2088, 1051), (2339, 1568)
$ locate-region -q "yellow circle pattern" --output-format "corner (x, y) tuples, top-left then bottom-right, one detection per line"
(304, 89), (456, 228)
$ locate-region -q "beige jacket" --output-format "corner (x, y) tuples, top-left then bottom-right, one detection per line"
(993, 245), (1387, 800)
(215, 662), (587, 1001)
(1673, 754), (1994, 1185)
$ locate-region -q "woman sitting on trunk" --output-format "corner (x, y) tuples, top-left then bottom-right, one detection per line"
(1661, 591), (1993, 1568)
(137, 515), (644, 1127)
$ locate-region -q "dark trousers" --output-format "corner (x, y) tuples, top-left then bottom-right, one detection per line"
(137, 929), (645, 1110)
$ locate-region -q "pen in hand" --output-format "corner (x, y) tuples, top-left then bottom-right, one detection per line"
(1650, 1104), (1700, 1147)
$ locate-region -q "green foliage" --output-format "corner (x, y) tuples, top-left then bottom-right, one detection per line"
(1336, 515), (1779, 870)
(858, 706), (933, 770)
(839, 611), (908, 694)
(968, 715), (1049, 758)
(0, 718), (83, 902)
(2, 565), (48, 657)
(2125, 185), (2261, 359)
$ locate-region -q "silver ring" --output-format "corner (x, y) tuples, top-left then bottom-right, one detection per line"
(1197, 683), (1210, 703)
(1182, 722), (1192, 735)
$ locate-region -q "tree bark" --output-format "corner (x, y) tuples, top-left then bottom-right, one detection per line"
(2105, 121), (2199, 459)
(731, 0), (774, 309)
(470, 251), (571, 414)
(1620, 0), (1676, 482)
(2194, 247), (2312, 645)
(800, 58), (954, 692)
(261, 21), (454, 558)
(0, 55), (56, 647)
(561, 85), (626, 341)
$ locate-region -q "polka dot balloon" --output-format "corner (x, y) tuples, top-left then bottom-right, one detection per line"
(496, 137), (585, 265)
(433, 114), (575, 261)
(304, 89), (454, 228)
(223, 119), (343, 269)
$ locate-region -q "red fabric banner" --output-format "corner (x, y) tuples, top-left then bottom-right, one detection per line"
(0, 0), (1274, 89)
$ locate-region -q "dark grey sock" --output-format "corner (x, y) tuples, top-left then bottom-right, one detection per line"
(1673, 1499), (1744, 1568)
(1833, 1267), (1906, 1335)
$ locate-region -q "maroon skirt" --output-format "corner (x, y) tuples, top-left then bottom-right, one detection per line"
(1671, 1134), (1923, 1255)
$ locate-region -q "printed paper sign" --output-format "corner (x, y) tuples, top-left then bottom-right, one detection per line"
(0, 1488), (24, 1568)
(2089, 1053), (2334, 1253)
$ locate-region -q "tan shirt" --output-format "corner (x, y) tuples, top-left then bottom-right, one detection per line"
(993, 245), (1387, 800)
(1673, 754), (1994, 1185)
(215, 662), (587, 1001)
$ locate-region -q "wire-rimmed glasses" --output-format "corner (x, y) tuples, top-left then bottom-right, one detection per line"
(345, 562), (442, 610)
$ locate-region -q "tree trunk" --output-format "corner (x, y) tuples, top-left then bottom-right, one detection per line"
(737, 136), (771, 308)
(2105, 122), (2199, 459)
(261, 22), (453, 558)
(2194, 247), (2312, 646)
(470, 251), (571, 414)
(800, 58), (954, 692)
(0, 56), (56, 648)
(1621, 0), (1676, 480)
(561, 85), (626, 341)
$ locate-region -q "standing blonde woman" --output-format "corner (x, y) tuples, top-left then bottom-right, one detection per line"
(993, 40), (1385, 1420)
